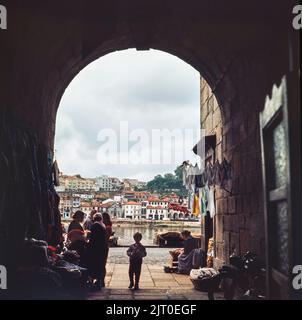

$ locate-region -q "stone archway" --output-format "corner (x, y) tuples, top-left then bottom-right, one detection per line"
(0, 0), (298, 278)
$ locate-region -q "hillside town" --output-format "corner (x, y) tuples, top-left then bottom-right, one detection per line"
(56, 173), (197, 222)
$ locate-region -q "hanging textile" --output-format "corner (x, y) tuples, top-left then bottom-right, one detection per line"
(182, 163), (189, 187)
(187, 165), (196, 190)
(207, 186), (216, 218)
(219, 158), (233, 187)
(205, 162), (214, 186)
(192, 192), (200, 217)
(212, 160), (221, 186)
(195, 171), (205, 188)
(183, 158), (233, 189)
(199, 188), (207, 216)
(187, 190), (194, 210)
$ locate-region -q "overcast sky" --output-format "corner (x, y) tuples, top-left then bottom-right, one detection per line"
(55, 49), (200, 181)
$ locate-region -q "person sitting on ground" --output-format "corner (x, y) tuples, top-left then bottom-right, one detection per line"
(86, 213), (108, 290)
(127, 232), (147, 290)
(177, 230), (199, 274)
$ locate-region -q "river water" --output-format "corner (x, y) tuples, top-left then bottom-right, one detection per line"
(112, 224), (200, 246)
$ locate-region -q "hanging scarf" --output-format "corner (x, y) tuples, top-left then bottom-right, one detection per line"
(199, 187), (207, 216)
(192, 193), (200, 217)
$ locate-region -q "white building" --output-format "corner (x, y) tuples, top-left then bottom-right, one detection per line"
(95, 175), (122, 191)
(72, 195), (81, 208)
(147, 197), (169, 208)
(114, 195), (123, 202)
(95, 175), (111, 191)
(58, 195), (73, 220)
(80, 202), (93, 216)
(80, 201), (102, 217)
(109, 177), (122, 191)
(146, 205), (169, 220)
(122, 201), (142, 219)
(100, 201), (123, 218)
(73, 193), (94, 201)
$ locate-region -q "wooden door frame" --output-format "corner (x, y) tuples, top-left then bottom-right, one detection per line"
(287, 71), (302, 300)
(260, 72), (301, 299)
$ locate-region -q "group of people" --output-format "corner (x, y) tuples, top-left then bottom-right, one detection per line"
(66, 210), (112, 289)
(66, 210), (147, 290)
(66, 210), (199, 290)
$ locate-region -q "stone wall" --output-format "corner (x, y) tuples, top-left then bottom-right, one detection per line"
(200, 76), (265, 268)
(200, 77), (223, 267)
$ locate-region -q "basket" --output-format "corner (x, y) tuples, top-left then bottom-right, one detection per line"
(190, 274), (221, 292)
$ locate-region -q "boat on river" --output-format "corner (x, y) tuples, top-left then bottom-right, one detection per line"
(154, 231), (201, 247)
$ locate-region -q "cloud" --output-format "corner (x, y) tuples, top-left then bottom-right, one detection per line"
(55, 49), (200, 181)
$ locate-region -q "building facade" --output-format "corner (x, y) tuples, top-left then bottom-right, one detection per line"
(59, 174), (98, 191)
(146, 205), (169, 220)
(147, 197), (169, 209)
(100, 202), (123, 218)
(122, 201), (142, 219)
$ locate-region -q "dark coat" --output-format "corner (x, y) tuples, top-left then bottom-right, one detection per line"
(68, 220), (84, 233)
(183, 236), (199, 255)
(86, 222), (108, 278)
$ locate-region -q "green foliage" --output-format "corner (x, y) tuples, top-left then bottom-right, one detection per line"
(146, 166), (187, 196)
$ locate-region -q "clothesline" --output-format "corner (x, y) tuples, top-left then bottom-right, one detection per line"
(182, 158), (232, 188)
(181, 158), (233, 219)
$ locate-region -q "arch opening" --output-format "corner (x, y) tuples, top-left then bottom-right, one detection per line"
(55, 48), (212, 253)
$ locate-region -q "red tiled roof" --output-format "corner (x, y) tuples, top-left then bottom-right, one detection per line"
(160, 198), (170, 202)
(125, 201), (140, 205)
(148, 197), (169, 203)
(147, 197), (160, 202)
(169, 203), (190, 213)
(146, 205), (164, 210)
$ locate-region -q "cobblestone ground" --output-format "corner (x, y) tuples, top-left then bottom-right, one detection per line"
(87, 248), (224, 300)
(108, 247), (173, 265)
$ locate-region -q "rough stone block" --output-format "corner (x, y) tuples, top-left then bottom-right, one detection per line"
(243, 194), (251, 214)
(239, 229), (250, 254)
(215, 215), (224, 242)
(228, 196), (236, 214)
(236, 196), (243, 213)
(230, 232), (240, 255)
(216, 198), (225, 214)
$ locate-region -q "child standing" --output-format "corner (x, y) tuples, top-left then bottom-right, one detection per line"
(127, 232), (147, 290)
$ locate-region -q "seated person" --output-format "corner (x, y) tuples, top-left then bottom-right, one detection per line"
(177, 230), (199, 274)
